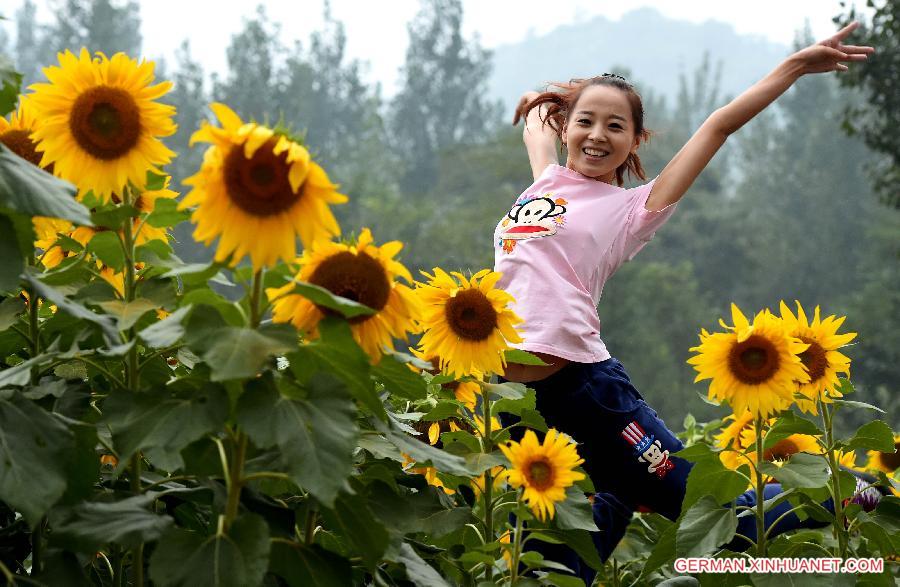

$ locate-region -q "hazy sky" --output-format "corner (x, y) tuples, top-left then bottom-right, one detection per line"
(14, 0), (866, 94)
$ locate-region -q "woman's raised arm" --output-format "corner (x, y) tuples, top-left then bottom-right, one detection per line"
(514, 90), (559, 181)
(645, 22), (874, 212)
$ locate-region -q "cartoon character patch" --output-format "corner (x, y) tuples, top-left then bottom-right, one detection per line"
(621, 421), (674, 479)
(497, 193), (568, 254)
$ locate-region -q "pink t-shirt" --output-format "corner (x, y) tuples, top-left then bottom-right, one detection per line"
(493, 164), (677, 363)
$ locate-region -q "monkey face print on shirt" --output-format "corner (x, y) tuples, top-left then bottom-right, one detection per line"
(497, 193), (568, 254)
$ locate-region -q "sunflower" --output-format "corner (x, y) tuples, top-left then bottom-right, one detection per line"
(181, 103), (346, 270)
(28, 49), (175, 201)
(499, 428), (586, 521)
(268, 228), (421, 363)
(778, 301), (856, 416)
(0, 96), (45, 169)
(416, 268), (523, 377)
(866, 435), (900, 476)
(1, 97), (78, 259)
(688, 303), (810, 418)
(714, 411), (755, 470)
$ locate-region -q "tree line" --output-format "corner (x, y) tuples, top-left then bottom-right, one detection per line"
(2, 0), (896, 430)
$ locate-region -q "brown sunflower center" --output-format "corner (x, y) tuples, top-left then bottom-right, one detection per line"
(444, 289), (498, 341)
(308, 251), (391, 324)
(0, 129), (46, 168)
(224, 139), (300, 217)
(69, 86), (141, 160)
(525, 457), (555, 491)
(797, 336), (827, 382)
(879, 441), (900, 473)
(727, 334), (780, 385)
(763, 438), (799, 462)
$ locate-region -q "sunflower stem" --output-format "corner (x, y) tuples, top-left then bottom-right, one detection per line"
(509, 492), (525, 584)
(120, 186), (146, 587)
(753, 414), (767, 557)
(820, 399), (849, 558)
(250, 269), (265, 328)
(481, 386), (495, 582)
(223, 429), (248, 531)
(26, 258), (41, 386)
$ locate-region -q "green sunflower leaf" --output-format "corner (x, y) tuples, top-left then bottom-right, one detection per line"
(102, 383), (229, 472)
(763, 411), (823, 450)
(0, 393), (74, 525)
(757, 453), (830, 489)
(202, 324), (296, 382)
(49, 492), (174, 552)
(503, 349), (548, 366)
(287, 279), (376, 320)
(844, 420), (895, 452)
(319, 492), (390, 570)
(384, 540), (451, 587)
(236, 372), (358, 507)
(0, 56), (21, 117)
(0, 294), (25, 332)
(832, 399), (885, 413)
(554, 485), (599, 532)
(138, 305), (192, 348)
(0, 144), (89, 224)
(675, 495), (738, 558)
(287, 317), (382, 418)
(90, 204), (138, 229)
(373, 350), (427, 400)
(97, 298), (158, 331)
(146, 197), (190, 228)
(0, 214), (24, 293)
(86, 230), (125, 271)
(149, 514), (270, 587)
(268, 540), (353, 587)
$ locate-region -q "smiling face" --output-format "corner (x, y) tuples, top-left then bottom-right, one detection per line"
(562, 84), (639, 183)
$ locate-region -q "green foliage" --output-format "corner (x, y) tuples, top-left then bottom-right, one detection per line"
(836, 0), (900, 207)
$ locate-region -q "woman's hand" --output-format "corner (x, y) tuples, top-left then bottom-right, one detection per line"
(790, 21), (874, 75)
(513, 90), (558, 180)
(512, 90), (540, 125)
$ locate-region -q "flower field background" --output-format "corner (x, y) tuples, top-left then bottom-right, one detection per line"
(0, 2), (898, 586)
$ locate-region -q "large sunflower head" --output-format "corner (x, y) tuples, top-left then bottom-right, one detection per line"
(267, 228), (421, 363)
(181, 103), (347, 270)
(499, 428), (586, 521)
(27, 49), (176, 201)
(415, 268), (523, 377)
(778, 301), (856, 414)
(866, 435), (900, 476)
(688, 303), (810, 418)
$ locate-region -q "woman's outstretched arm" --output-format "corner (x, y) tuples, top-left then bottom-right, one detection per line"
(645, 22), (875, 211)
(514, 90), (559, 181)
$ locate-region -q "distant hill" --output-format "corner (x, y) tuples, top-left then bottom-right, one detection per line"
(488, 7), (792, 115)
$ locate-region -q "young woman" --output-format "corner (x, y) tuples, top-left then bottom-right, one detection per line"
(494, 23), (875, 581)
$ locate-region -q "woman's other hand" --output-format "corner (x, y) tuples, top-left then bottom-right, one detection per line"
(513, 90), (541, 126)
(790, 21), (875, 74)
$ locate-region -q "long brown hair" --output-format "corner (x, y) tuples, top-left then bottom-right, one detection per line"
(514, 75), (651, 186)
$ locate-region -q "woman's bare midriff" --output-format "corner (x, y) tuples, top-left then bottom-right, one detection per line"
(503, 352), (570, 383)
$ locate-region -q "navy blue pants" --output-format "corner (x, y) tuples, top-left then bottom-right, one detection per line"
(498, 359), (831, 584)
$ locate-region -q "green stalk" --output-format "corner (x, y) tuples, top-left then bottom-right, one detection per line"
(480, 386), (494, 582)
(753, 414), (767, 557)
(820, 399), (848, 558)
(508, 493), (524, 584)
(26, 257), (46, 575)
(121, 186), (144, 587)
(223, 269), (265, 531)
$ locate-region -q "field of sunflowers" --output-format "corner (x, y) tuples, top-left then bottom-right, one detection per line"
(0, 49), (897, 586)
